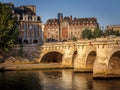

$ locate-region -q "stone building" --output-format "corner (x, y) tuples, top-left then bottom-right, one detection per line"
(44, 19), (60, 42)
(44, 13), (99, 42)
(106, 25), (120, 32)
(18, 15), (42, 44)
(14, 5), (43, 44)
(4, 2), (43, 44)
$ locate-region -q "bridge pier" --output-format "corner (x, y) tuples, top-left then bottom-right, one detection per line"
(93, 56), (109, 78)
(93, 56), (120, 79)
(93, 44), (120, 79)
(74, 45), (96, 72)
(62, 49), (73, 67)
(74, 54), (90, 72)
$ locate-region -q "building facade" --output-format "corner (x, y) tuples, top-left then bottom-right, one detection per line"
(106, 25), (120, 32)
(44, 13), (99, 42)
(15, 5), (42, 44)
(18, 15), (42, 44)
(44, 19), (60, 42)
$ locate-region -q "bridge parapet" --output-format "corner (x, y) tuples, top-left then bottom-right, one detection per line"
(42, 37), (120, 47)
(42, 42), (75, 51)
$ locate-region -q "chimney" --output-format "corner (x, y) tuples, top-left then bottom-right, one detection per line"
(57, 13), (63, 21)
(70, 15), (72, 20)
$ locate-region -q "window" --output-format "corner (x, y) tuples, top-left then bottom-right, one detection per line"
(29, 25), (32, 30)
(34, 30), (36, 38)
(28, 17), (32, 21)
(33, 24), (37, 30)
(24, 23), (27, 30)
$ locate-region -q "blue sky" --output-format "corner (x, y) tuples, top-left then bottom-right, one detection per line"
(1, 0), (120, 28)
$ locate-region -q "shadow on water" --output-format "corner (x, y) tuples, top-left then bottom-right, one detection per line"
(0, 71), (43, 90)
(0, 70), (120, 90)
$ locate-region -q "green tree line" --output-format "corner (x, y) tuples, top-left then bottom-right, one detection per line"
(0, 2), (19, 53)
(81, 28), (120, 39)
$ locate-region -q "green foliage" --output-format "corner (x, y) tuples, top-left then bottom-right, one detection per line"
(104, 30), (120, 36)
(114, 30), (120, 36)
(72, 36), (77, 41)
(93, 28), (103, 38)
(81, 29), (93, 39)
(81, 28), (120, 39)
(18, 44), (24, 57)
(0, 3), (19, 53)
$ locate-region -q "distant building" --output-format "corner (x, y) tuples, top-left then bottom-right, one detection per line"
(106, 25), (120, 33)
(44, 19), (60, 42)
(44, 13), (99, 42)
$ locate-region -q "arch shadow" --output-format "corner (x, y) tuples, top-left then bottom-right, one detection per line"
(40, 51), (63, 63)
(85, 51), (97, 71)
(108, 50), (120, 75)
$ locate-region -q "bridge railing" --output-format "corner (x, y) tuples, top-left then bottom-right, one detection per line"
(43, 37), (120, 46)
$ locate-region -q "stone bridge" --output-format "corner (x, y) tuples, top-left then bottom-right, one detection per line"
(39, 37), (120, 78)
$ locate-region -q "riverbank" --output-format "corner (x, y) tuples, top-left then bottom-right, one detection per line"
(0, 63), (73, 71)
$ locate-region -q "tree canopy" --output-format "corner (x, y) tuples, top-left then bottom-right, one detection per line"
(81, 28), (120, 39)
(0, 3), (19, 53)
(104, 29), (120, 36)
(93, 28), (103, 38)
(81, 29), (93, 39)
(72, 36), (77, 41)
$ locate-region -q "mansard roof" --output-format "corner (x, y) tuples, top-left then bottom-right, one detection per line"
(45, 15), (99, 27)
(63, 17), (71, 22)
(73, 17), (97, 22)
(46, 19), (59, 25)
(14, 6), (35, 15)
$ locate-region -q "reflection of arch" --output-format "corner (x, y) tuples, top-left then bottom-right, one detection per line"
(40, 51), (63, 63)
(108, 51), (120, 75)
(33, 40), (38, 44)
(86, 51), (96, 71)
(23, 39), (28, 44)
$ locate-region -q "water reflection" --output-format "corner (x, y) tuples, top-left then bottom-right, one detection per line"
(0, 70), (120, 90)
(73, 73), (93, 90)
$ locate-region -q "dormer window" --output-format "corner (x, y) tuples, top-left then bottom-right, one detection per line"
(28, 17), (32, 21)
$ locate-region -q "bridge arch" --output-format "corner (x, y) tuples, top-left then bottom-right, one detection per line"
(108, 50), (120, 75)
(40, 51), (64, 63)
(85, 50), (97, 71)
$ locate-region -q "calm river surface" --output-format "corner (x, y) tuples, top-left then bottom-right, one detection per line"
(0, 70), (120, 90)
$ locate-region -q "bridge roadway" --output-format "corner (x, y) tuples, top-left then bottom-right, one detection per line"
(39, 37), (120, 79)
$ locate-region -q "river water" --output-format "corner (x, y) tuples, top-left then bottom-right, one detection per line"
(0, 70), (120, 90)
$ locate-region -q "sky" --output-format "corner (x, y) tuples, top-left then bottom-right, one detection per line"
(1, 0), (120, 28)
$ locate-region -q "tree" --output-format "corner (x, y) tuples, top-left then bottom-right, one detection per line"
(104, 29), (120, 37)
(104, 29), (110, 36)
(93, 28), (103, 38)
(81, 29), (93, 39)
(0, 3), (19, 53)
(114, 30), (120, 36)
(72, 36), (77, 41)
